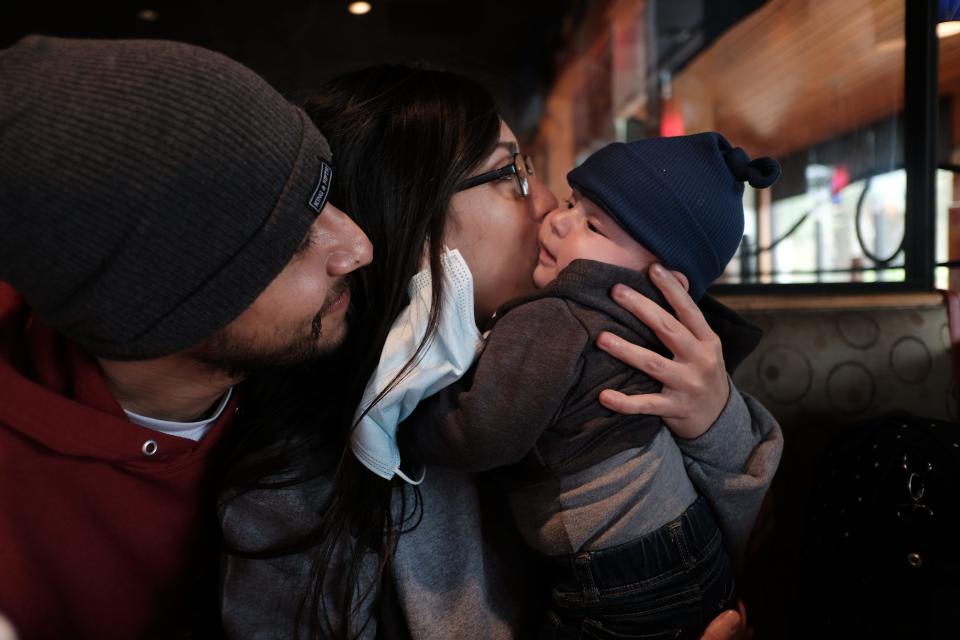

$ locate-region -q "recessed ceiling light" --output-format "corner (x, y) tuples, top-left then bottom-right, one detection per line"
(938, 21), (960, 39)
(138, 8), (159, 22)
(348, 2), (372, 16)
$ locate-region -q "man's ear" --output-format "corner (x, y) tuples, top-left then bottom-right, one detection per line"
(669, 270), (690, 292)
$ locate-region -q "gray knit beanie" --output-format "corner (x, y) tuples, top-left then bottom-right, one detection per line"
(0, 36), (336, 359)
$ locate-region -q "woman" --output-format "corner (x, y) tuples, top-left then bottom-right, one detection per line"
(218, 65), (780, 639)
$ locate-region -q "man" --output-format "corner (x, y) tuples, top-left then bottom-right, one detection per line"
(0, 35), (372, 638)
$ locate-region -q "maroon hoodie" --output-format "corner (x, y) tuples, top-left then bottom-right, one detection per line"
(0, 282), (236, 639)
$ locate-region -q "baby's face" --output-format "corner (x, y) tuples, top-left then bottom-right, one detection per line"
(533, 191), (658, 288)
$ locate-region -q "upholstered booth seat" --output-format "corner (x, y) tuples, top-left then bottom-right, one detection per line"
(723, 292), (959, 637)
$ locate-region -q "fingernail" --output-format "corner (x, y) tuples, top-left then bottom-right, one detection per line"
(598, 334), (619, 350)
(650, 263), (665, 276)
(722, 610), (740, 627)
(599, 389), (618, 407)
(611, 284), (629, 301)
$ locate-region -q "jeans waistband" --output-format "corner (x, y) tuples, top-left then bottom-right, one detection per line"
(544, 495), (721, 594)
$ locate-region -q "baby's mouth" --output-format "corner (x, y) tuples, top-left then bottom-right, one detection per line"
(538, 240), (557, 265)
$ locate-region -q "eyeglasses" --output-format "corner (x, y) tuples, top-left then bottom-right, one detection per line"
(457, 153), (535, 197)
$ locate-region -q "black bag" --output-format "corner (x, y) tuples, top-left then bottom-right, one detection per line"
(792, 414), (960, 639)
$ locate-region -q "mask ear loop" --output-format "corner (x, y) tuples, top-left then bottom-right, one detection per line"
(419, 241), (433, 271)
(395, 465), (426, 485)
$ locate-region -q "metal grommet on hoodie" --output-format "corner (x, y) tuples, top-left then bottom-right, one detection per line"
(141, 440), (158, 457)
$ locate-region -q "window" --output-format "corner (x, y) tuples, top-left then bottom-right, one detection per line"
(668, 0), (936, 291)
(938, 0), (960, 290)
(535, 0), (950, 293)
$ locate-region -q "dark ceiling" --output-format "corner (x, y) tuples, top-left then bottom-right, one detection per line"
(1, 0), (577, 141)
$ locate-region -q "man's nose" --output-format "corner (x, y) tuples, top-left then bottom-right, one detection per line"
(527, 175), (559, 223)
(323, 205), (374, 275)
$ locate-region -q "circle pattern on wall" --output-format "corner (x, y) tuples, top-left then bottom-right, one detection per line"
(826, 362), (875, 415)
(836, 313), (880, 349)
(889, 336), (932, 384)
(757, 345), (814, 403)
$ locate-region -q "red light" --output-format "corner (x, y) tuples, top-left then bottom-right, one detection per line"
(659, 100), (684, 137)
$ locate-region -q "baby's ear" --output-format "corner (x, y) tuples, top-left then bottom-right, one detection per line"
(670, 270), (690, 292)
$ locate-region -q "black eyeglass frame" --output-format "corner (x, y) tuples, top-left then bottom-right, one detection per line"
(456, 153), (535, 197)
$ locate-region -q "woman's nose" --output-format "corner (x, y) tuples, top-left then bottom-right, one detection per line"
(322, 205), (374, 275)
(527, 175), (559, 223)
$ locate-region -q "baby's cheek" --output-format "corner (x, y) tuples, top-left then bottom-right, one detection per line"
(532, 263), (554, 289)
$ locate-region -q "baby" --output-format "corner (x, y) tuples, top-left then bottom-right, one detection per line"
(396, 132), (780, 639)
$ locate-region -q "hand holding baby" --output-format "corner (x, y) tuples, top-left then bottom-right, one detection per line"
(597, 263), (730, 440)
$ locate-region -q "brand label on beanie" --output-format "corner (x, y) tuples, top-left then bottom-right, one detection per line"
(308, 159), (334, 214)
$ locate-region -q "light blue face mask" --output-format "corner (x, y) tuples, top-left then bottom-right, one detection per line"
(350, 248), (483, 484)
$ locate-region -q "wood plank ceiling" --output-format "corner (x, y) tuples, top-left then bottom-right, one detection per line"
(673, 0), (960, 157)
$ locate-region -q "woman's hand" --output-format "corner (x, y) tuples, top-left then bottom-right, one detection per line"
(596, 263), (729, 440)
(700, 601), (753, 640)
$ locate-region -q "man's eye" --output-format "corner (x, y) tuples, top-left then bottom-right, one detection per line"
(296, 233), (314, 256)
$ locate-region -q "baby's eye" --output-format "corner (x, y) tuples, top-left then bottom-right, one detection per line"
(587, 221), (602, 234)
(565, 200), (574, 209)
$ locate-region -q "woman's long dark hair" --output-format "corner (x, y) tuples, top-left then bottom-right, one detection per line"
(217, 65), (502, 638)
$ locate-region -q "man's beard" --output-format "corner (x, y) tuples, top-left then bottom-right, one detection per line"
(193, 277), (353, 379)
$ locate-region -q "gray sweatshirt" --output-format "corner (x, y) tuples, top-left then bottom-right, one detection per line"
(219, 267), (784, 639)
(400, 259), (764, 556)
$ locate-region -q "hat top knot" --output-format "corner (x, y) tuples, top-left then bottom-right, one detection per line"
(723, 146), (781, 189)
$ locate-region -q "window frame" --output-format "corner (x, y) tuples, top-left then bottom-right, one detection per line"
(710, 0), (940, 296)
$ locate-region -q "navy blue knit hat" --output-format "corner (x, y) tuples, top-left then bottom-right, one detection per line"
(567, 132), (780, 300)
